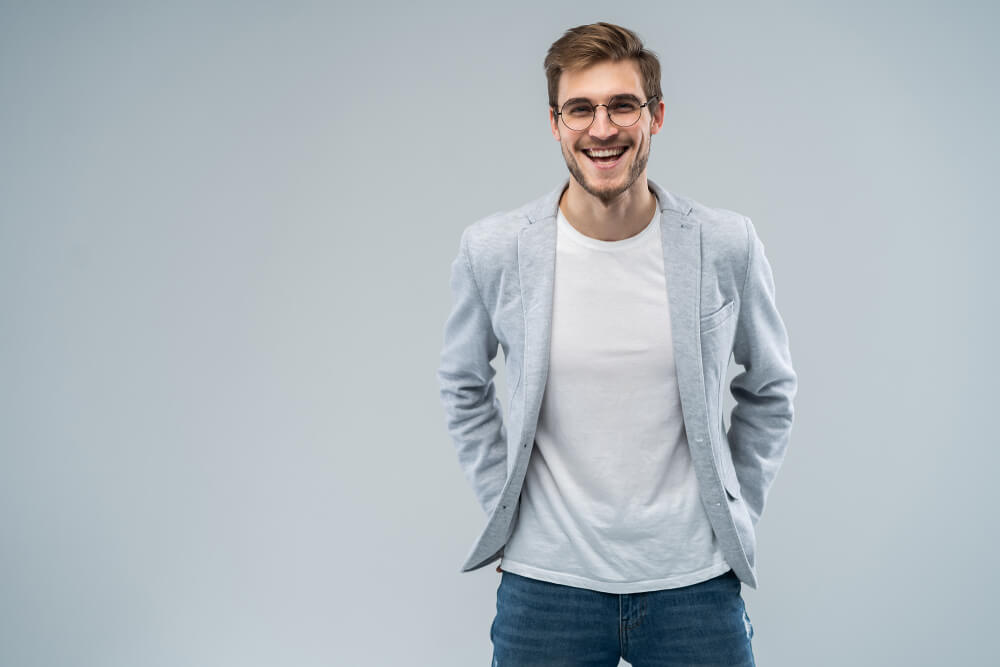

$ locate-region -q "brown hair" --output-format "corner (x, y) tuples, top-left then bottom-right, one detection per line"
(544, 22), (663, 111)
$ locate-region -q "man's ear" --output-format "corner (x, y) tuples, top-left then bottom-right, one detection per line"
(649, 99), (665, 136)
(549, 107), (561, 141)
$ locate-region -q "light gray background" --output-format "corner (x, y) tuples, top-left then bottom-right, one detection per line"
(2, 2), (996, 665)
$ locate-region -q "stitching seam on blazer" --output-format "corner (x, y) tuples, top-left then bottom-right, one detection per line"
(739, 216), (754, 304)
(460, 229), (492, 333)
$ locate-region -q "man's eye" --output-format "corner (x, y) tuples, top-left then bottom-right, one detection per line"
(569, 106), (592, 114)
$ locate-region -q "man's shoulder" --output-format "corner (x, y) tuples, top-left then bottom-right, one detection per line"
(463, 206), (530, 244)
(458, 185), (554, 262)
(677, 193), (754, 283)
(457, 211), (524, 272)
(684, 195), (750, 251)
(465, 189), (547, 235)
(649, 178), (750, 252)
(681, 192), (749, 263)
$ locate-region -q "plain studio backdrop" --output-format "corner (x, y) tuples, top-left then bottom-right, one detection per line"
(1, 1), (996, 665)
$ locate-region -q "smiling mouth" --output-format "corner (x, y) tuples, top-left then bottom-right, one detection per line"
(581, 145), (629, 168)
(582, 145), (629, 163)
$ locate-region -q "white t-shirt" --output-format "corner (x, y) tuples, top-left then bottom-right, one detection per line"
(498, 203), (731, 593)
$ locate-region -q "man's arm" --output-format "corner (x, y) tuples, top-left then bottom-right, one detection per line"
(727, 216), (798, 527)
(437, 228), (508, 516)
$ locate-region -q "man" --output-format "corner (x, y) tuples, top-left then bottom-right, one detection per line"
(437, 21), (796, 666)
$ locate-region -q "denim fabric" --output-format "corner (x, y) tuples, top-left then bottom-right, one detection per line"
(490, 568), (755, 666)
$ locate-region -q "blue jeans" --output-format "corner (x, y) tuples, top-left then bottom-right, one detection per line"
(490, 568), (755, 666)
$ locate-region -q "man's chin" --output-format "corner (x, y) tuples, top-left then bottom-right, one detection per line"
(565, 154), (641, 200)
(578, 171), (630, 200)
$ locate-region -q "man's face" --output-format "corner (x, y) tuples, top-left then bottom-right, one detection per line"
(549, 59), (665, 204)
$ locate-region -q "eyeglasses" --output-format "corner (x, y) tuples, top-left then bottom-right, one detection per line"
(554, 94), (659, 131)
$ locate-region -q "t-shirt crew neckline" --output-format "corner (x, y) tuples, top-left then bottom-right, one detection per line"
(557, 205), (660, 252)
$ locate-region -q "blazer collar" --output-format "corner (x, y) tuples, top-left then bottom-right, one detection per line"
(523, 176), (695, 225)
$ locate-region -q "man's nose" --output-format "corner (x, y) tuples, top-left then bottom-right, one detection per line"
(589, 106), (618, 139)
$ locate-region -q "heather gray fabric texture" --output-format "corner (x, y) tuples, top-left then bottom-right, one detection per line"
(436, 177), (797, 590)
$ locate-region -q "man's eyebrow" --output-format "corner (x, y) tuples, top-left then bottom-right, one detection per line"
(562, 93), (642, 105)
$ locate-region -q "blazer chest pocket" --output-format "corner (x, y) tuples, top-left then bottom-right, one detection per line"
(699, 298), (735, 334)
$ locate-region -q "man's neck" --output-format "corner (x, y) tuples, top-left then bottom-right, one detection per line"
(558, 176), (657, 242)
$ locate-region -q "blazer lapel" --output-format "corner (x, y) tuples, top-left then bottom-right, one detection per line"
(658, 202), (709, 461)
(516, 177), (704, 461)
(517, 188), (560, 445)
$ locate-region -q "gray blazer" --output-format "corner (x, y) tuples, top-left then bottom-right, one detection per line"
(436, 177), (797, 589)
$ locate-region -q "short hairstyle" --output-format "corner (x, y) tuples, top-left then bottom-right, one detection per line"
(544, 22), (663, 110)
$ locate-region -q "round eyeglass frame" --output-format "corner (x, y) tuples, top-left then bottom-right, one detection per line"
(554, 95), (660, 131)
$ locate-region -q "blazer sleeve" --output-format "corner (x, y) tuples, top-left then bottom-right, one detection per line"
(727, 216), (798, 527)
(436, 228), (508, 516)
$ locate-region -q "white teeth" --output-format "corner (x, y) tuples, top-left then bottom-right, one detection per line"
(584, 147), (627, 158)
